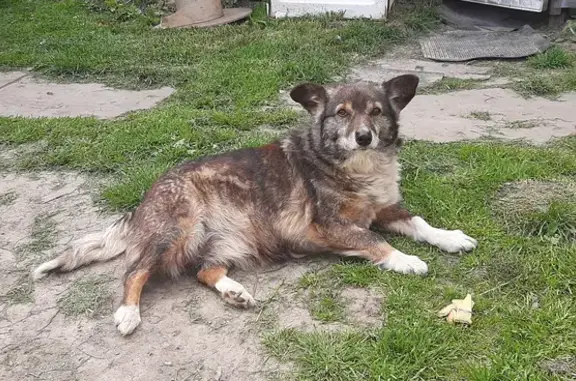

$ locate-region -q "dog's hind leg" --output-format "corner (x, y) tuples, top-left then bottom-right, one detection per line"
(113, 242), (162, 336)
(114, 264), (153, 336)
(374, 203), (478, 254)
(197, 266), (256, 309)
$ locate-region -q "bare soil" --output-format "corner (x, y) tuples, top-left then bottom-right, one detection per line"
(0, 161), (383, 381)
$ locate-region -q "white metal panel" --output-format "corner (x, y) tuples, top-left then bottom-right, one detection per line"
(459, 0), (549, 12)
(270, 0), (390, 19)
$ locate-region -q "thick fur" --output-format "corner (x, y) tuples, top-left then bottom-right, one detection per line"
(32, 75), (478, 335)
(32, 213), (132, 280)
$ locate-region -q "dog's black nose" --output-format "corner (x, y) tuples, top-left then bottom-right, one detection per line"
(355, 131), (372, 147)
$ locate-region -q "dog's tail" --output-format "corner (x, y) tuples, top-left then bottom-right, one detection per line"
(32, 213), (133, 281)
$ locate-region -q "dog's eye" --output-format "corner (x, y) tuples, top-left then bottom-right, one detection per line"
(337, 109), (348, 117)
(371, 107), (381, 116)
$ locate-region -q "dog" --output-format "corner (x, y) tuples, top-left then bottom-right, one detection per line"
(32, 74), (477, 336)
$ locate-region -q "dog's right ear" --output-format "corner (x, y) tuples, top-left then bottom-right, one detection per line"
(382, 74), (419, 115)
(290, 83), (327, 118)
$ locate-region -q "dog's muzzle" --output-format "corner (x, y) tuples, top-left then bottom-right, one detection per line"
(355, 130), (372, 147)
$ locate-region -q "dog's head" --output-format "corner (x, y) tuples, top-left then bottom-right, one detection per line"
(290, 75), (418, 159)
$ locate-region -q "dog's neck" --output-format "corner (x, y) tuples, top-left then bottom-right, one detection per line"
(339, 149), (398, 176)
(282, 128), (400, 193)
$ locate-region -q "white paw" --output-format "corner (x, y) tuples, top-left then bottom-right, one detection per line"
(114, 305), (141, 336)
(222, 289), (257, 309)
(432, 229), (478, 253)
(378, 250), (428, 275)
(215, 276), (257, 309)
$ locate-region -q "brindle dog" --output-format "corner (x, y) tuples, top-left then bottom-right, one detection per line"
(33, 74), (477, 336)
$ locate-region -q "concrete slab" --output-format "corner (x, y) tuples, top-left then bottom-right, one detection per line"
(0, 71), (28, 89)
(401, 88), (576, 144)
(347, 59), (492, 87)
(279, 86), (575, 144)
(0, 72), (174, 119)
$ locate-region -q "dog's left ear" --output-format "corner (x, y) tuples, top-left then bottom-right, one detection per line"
(290, 83), (327, 118)
(382, 74), (419, 114)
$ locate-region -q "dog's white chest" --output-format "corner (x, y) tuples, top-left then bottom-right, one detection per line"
(342, 151), (402, 207)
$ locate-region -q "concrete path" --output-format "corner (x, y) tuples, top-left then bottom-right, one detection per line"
(0, 71), (174, 119)
(281, 58), (576, 144)
(2, 64), (575, 144)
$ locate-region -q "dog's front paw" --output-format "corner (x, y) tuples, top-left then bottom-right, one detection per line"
(378, 250), (428, 275)
(223, 289), (257, 309)
(433, 230), (477, 253)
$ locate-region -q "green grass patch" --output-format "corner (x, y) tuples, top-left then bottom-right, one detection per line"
(492, 179), (576, 243)
(0, 0), (441, 210)
(2, 1), (575, 379)
(493, 53), (576, 98)
(2, 275), (34, 305)
(266, 138), (576, 380)
(299, 271), (345, 322)
(528, 46), (574, 69)
(510, 72), (576, 98)
(15, 213), (58, 260)
(0, 0), (438, 94)
(58, 275), (114, 317)
(518, 200), (576, 242)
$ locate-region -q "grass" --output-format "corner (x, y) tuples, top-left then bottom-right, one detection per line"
(58, 275), (114, 317)
(511, 73), (576, 98)
(467, 111), (492, 121)
(0, 0), (441, 210)
(1, 1), (576, 380)
(527, 46), (574, 69)
(420, 77), (483, 94)
(299, 271), (345, 322)
(3, 275), (34, 305)
(517, 200), (576, 242)
(264, 138), (576, 380)
(493, 179), (576, 243)
(492, 46), (576, 98)
(559, 20), (576, 43)
(504, 120), (540, 129)
(15, 213), (58, 260)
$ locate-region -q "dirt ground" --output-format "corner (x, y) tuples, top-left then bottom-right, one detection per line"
(0, 161), (387, 381)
